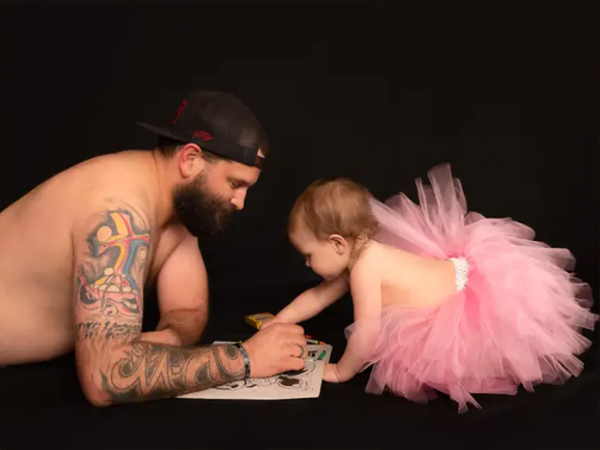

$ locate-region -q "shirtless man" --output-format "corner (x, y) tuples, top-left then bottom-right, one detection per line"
(0, 90), (308, 406)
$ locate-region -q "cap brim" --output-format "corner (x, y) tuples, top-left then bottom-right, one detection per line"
(137, 122), (189, 142)
(137, 121), (265, 169)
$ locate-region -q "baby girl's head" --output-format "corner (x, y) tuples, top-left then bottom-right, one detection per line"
(288, 178), (378, 279)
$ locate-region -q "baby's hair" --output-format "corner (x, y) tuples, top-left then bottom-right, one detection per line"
(288, 178), (379, 240)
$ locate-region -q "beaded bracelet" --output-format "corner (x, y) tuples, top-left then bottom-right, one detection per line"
(235, 343), (251, 379)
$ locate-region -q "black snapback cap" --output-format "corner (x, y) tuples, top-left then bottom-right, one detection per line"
(138, 90), (267, 169)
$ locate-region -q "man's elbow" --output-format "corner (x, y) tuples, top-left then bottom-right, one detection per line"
(159, 308), (208, 346)
(75, 352), (115, 407)
(76, 365), (113, 407)
(78, 374), (112, 407)
(186, 309), (208, 342)
(85, 391), (112, 408)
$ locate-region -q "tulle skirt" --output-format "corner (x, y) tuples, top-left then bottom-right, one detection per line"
(345, 163), (598, 412)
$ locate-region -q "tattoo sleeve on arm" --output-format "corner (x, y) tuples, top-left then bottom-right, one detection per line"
(98, 342), (245, 404)
(74, 208), (245, 406)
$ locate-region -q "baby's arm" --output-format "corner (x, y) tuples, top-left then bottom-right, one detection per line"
(266, 276), (349, 326)
(324, 257), (382, 383)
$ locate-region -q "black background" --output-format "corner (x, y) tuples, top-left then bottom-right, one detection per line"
(1, 2), (599, 449)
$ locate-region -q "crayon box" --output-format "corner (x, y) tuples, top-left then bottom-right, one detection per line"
(245, 312), (275, 330)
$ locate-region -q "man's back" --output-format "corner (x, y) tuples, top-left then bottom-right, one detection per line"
(0, 151), (163, 365)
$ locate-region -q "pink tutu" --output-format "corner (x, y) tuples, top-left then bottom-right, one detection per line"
(345, 163), (598, 412)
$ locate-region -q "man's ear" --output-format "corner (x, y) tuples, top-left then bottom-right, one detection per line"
(178, 143), (204, 179)
(329, 234), (348, 254)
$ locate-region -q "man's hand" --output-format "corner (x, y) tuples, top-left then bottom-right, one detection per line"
(242, 323), (307, 378)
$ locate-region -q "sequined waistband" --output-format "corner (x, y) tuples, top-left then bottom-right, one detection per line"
(449, 257), (469, 292)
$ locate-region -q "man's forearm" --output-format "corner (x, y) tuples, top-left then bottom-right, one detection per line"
(156, 309), (208, 346)
(97, 341), (245, 405)
(77, 320), (244, 406)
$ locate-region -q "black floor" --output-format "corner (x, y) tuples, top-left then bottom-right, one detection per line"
(1, 282), (598, 450)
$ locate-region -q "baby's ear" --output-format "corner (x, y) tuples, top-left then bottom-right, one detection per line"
(329, 234), (347, 254)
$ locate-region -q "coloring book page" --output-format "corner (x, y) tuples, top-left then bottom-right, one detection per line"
(178, 342), (333, 400)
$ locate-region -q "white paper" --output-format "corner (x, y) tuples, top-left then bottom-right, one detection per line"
(178, 342), (333, 400)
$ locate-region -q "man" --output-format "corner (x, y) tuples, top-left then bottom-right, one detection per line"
(0, 90), (308, 406)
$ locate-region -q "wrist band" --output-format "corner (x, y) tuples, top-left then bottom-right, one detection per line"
(235, 343), (251, 379)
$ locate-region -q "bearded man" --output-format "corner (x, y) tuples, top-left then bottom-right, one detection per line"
(0, 90), (308, 406)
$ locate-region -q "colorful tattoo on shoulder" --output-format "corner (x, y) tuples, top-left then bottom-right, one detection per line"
(77, 209), (151, 318)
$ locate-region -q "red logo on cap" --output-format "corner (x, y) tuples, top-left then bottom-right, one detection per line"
(171, 99), (188, 125)
(193, 131), (214, 141)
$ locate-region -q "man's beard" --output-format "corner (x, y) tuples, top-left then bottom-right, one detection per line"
(172, 172), (234, 239)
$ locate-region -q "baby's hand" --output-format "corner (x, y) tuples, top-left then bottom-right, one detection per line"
(323, 363), (341, 383)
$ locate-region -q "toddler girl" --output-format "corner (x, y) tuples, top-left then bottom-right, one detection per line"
(263, 163), (597, 412)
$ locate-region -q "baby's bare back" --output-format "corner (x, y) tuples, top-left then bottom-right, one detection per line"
(373, 242), (458, 308)
(0, 151), (179, 365)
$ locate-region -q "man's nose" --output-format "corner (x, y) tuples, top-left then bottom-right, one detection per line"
(231, 191), (246, 210)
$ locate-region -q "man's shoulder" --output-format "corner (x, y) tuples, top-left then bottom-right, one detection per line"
(75, 194), (154, 242)
(83, 202), (152, 230)
(73, 152), (157, 233)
